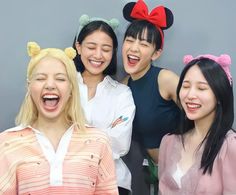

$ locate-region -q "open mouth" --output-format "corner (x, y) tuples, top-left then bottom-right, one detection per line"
(186, 103), (201, 111)
(89, 60), (103, 67)
(42, 94), (60, 107)
(127, 54), (140, 65)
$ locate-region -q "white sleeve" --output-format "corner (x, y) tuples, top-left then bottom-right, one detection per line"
(105, 87), (135, 160)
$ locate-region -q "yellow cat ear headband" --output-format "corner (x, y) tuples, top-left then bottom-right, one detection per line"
(27, 41), (77, 60)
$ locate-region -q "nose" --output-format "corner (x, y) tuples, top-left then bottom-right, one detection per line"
(94, 47), (102, 59)
(129, 41), (139, 52)
(44, 78), (56, 90)
(186, 87), (197, 100)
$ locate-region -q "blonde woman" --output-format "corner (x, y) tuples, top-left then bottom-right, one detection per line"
(0, 42), (118, 195)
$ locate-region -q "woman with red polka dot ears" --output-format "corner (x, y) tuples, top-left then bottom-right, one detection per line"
(121, 0), (180, 194)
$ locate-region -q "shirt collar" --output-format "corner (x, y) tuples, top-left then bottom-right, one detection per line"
(6, 124), (75, 133)
(5, 125), (29, 132)
(77, 72), (117, 87)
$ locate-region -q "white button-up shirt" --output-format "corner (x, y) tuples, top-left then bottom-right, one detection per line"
(78, 72), (135, 190)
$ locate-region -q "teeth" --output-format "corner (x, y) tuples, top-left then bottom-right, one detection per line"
(90, 60), (102, 65)
(187, 103), (200, 108)
(128, 55), (139, 60)
(43, 95), (58, 99)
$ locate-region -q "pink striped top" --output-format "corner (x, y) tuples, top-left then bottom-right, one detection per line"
(0, 126), (118, 195)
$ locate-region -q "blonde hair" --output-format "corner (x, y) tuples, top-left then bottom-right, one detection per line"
(15, 42), (86, 131)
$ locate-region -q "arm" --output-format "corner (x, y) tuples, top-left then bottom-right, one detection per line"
(158, 135), (168, 179)
(158, 69), (179, 103)
(147, 148), (159, 164)
(105, 87), (135, 160)
(221, 132), (236, 194)
(0, 134), (17, 194)
(95, 138), (119, 195)
(158, 135), (172, 195)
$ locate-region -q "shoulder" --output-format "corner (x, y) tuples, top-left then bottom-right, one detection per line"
(159, 134), (179, 165)
(0, 126), (30, 141)
(106, 76), (132, 94)
(219, 130), (236, 159)
(0, 126), (33, 155)
(160, 133), (177, 147)
(158, 69), (179, 101)
(158, 69), (179, 84)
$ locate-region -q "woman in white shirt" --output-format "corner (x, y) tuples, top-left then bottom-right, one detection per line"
(73, 15), (135, 195)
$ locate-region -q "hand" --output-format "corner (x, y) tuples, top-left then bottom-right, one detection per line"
(111, 116), (128, 128)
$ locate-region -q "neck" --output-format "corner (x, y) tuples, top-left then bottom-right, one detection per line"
(82, 71), (105, 88)
(130, 63), (151, 80)
(32, 116), (70, 135)
(193, 110), (216, 139)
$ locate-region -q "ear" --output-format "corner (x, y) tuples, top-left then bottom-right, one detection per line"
(161, 7), (174, 30)
(151, 49), (162, 61)
(75, 42), (82, 55)
(123, 2), (136, 22)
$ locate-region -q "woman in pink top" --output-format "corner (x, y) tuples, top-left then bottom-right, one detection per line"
(158, 54), (236, 195)
(0, 42), (118, 195)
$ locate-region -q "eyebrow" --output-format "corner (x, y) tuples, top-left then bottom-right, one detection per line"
(33, 73), (67, 77)
(139, 38), (148, 42)
(183, 80), (209, 85)
(85, 42), (112, 48)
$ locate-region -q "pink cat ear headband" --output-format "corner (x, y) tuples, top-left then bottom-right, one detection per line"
(183, 54), (232, 85)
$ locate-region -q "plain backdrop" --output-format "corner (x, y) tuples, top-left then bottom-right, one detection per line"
(0, 0), (235, 130)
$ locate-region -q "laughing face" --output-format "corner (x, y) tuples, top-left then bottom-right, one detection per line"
(179, 65), (217, 123)
(29, 57), (71, 121)
(76, 30), (113, 77)
(122, 29), (160, 80)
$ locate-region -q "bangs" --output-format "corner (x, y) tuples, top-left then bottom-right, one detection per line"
(124, 20), (162, 49)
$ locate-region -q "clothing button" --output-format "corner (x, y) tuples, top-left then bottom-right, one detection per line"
(98, 159), (102, 165)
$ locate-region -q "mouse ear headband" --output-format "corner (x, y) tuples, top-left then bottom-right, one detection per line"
(183, 54), (232, 85)
(75, 14), (119, 40)
(123, 0), (174, 49)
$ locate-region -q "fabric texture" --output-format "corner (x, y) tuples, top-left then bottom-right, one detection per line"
(158, 130), (236, 195)
(78, 72), (135, 191)
(124, 65), (180, 195)
(128, 65), (180, 149)
(0, 126), (118, 195)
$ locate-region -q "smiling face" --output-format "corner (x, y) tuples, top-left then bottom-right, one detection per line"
(122, 29), (161, 80)
(76, 30), (113, 77)
(29, 57), (71, 122)
(179, 65), (217, 123)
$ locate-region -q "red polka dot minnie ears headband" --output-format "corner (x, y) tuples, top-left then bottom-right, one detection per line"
(183, 54), (233, 85)
(123, 0), (174, 49)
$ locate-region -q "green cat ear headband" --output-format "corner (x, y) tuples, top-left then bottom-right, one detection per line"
(75, 14), (119, 39)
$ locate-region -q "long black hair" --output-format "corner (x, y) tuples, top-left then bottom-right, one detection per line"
(176, 58), (234, 174)
(73, 20), (118, 75)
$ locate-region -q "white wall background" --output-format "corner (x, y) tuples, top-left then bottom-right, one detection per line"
(0, 0), (235, 130)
